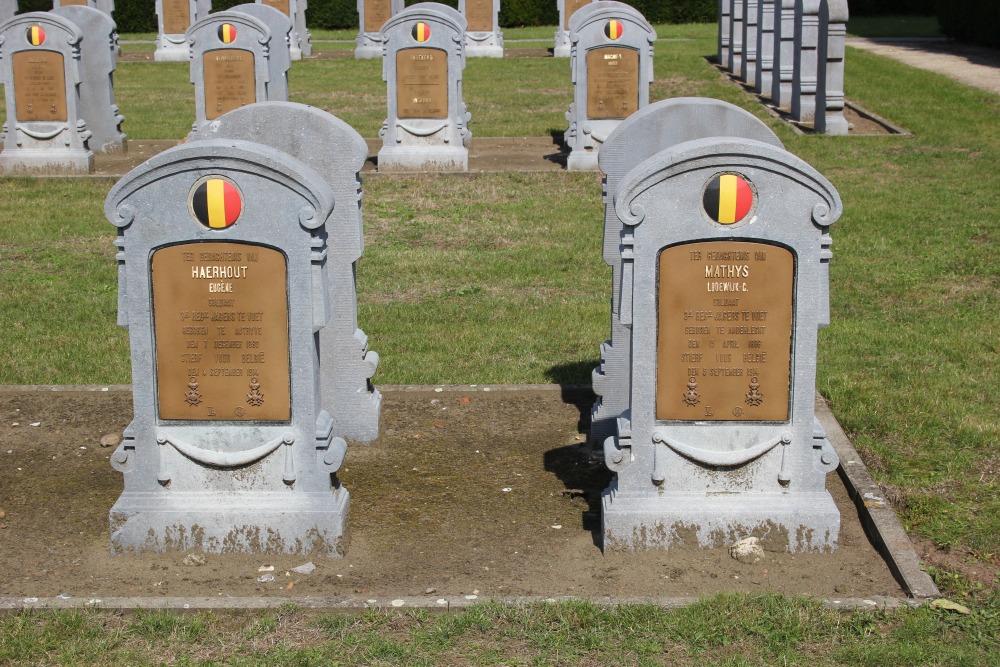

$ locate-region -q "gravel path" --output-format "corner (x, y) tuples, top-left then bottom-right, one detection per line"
(847, 37), (1000, 96)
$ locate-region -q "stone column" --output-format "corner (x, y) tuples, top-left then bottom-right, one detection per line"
(728, 0), (743, 74)
(718, 0), (731, 66)
(740, 0), (759, 84)
(771, 0), (795, 107)
(791, 0), (820, 124)
(815, 0), (848, 134)
(755, 0), (775, 95)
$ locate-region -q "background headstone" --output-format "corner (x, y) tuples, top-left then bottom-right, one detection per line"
(717, 0), (731, 66)
(555, 0), (593, 58)
(191, 102), (382, 442)
(754, 0), (775, 94)
(727, 0), (743, 74)
(355, 0), (404, 59)
(0, 11), (94, 173)
(814, 0), (848, 134)
(186, 10), (288, 133)
(0, 0), (16, 24)
(377, 2), (471, 172)
(601, 105), (842, 552)
(771, 0), (795, 107)
(590, 98), (782, 449)
(50, 4), (126, 153)
(256, 0), (309, 60)
(53, 0), (114, 13)
(791, 0), (820, 124)
(564, 1), (656, 171)
(740, 0), (758, 84)
(459, 0), (502, 58)
(106, 138), (350, 554)
(229, 3), (292, 100)
(156, 0), (212, 62)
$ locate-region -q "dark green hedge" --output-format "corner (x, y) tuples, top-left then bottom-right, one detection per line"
(850, 0), (935, 15)
(935, 0), (1000, 48)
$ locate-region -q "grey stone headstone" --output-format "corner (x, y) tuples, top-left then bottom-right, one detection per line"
(590, 97), (782, 449)
(155, 0), (212, 62)
(0, 1), (16, 24)
(186, 10), (289, 134)
(0, 11), (94, 173)
(378, 3), (471, 172)
(229, 3), (293, 98)
(105, 138), (350, 555)
(740, 0), (759, 84)
(190, 102), (382, 442)
(791, 0), (819, 123)
(355, 0), (404, 59)
(717, 0), (731, 65)
(255, 0), (308, 60)
(727, 0), (743, 73)
(754, 0), (775, 94)
(555, 0), (594, 58)
(814, 0), (848, 135)
(771, 0), (794, 107)
(459, 0), (502, 58)
(53, 0), (114, 13)
(601, 132), (842, 552)
(51, 4), (126, 153)
(564, 1), (656, 171)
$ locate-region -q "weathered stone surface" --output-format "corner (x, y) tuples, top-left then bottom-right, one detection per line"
(555, 0), (594, 58)
(155, 0), (212, 62)
(355, 0), (404, 59)
(459, 0), (502, 58)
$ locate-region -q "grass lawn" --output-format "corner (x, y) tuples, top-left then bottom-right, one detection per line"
(0, 19), (998, 663)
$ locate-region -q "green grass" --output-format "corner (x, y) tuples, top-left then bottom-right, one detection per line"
(0, 595), (997, 665)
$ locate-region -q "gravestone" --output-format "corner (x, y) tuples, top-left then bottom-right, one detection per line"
(814, 0), (848, 135)
(53, 0), (114, 13)
(0, 11), (94, 173)
(717, 0), (731, 66)
(791, 0), (819, 124)
(256, 0), (309, 60)
(156, 0), (211, 62)
(727, 0), (743, 74)
(186, 9), (289, 133)
(105, 138), (351, 555)
(190, 102), (382, 441)
(459, 0), (502, 58)
(50, 4), (126, 153)
(600, 101), (842, 552)
(740, 0), (758, 84)
(590, 97), (782, 449)
(564, 1), (655, 171)
(377, 3), (471, 172)
(754, 0), (775, 94)
(771, 0), (794, 107)
(0, 1), (16, 24)
(355, 0), (403, 59)
(229, 3), (292, 99)
(555, 0), (593, 58)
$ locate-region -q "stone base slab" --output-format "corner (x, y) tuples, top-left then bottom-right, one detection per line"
(378, 145), (469, 172)
(0, 149), (93, 174)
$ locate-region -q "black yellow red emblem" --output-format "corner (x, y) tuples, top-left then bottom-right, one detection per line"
(191, 177), (243, 229)
(218, 23), (237, 44)
(27, 25), (46, 46)
(604, 19), (624, 40)
(412, 21), (431, 42)
(703, 174), (754, 224)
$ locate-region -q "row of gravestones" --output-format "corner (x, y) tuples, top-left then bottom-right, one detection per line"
(0, 1), (656, 175)
(106, 97), (843, 555)
(719, 0), (849, 134)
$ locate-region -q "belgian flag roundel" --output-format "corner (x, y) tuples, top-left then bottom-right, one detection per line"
(604, 19), (624, 40)
(27, 25), (46, 46)
(412, 21), (431, 42)
(703, 174), (754, 224)
(191, 177), (243, 229)
(218, 23), (237, 44)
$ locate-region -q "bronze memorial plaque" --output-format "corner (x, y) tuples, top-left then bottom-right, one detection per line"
(365, 0), (392, 33)
(586, 47), (639, 120)
(396, 48), (448, 119)
(465, 0), (494, 32)
(565, 0), (591, 29)
(60, 0), (88, 5)
(12, 51), (67, 123)
(152, 242), (291, 422)
(657, 241), (794, 422)
(203, 49), (256, 121)
(261, 0), (291, 15)
(162, 0), (191, 35)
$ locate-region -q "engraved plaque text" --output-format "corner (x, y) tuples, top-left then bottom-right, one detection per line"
(466, 0), (494, 32)
(261, 0), (291, 15)
(396, 47), (447, 119)
(162, 0), (191, 35)
(657, 241), (794, 421)
(203, 49), (256, 121)
(13, 51), (67, 122)
(61, 0), (88, 5)
(365, 0), (392, 33)
(565, 0), (591, 29)
(586, 46), (639, 120)
(152, 242), (291, 421)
